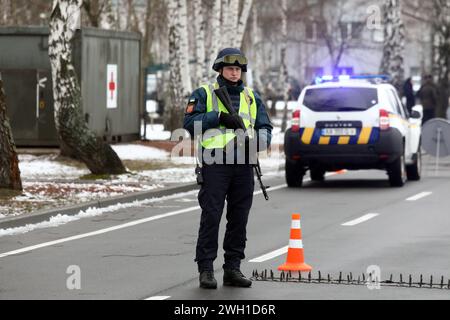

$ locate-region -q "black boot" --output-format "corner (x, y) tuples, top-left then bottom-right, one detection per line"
(223, 269), (252, 287)
(199, 271), (217, 289)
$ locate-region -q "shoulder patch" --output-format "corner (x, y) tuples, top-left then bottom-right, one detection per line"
(186, 99), (197, 113)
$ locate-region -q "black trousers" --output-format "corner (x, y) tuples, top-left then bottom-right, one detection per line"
(195, 163), (254, 272)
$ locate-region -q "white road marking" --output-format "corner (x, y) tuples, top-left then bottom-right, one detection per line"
(0, 183), (289, 259)
(0, 206), (200, 259)
(406, 191), (432, 201)
(0, 170), (347, 260)
(145, 296), (171, 300)
(249, 246), (289, 263)
(341, 213), (379, 226)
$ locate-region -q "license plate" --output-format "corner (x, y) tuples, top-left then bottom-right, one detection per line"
(321, 128), (357, 136)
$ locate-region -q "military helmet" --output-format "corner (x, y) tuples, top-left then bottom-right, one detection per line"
(212, 48), (248, 72)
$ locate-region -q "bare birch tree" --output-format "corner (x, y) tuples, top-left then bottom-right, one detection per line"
(0, 75), (22, 191)
(233, 0), (253, 48)
(177, 0), (192, 94)
(165, 0), (185, 131)
(207, 0), (223, 81)
(193, 0), (206, 87)
(432, 0), (450, 118)
(82, 0), (115, 28)
(49, 0), (126, 175)
(279, 0), (290, 132)
(221, 0), (232, 45)
(380, 0), (405, 92)
(251, 4), (263, 93)
(0, 0), (52, 26)
(314, 0), (366, 75)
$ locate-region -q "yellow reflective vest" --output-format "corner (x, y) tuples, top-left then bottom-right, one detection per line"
(200, 83), (257, 149)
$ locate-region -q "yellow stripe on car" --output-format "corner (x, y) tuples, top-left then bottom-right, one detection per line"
(301, 128), (314, 144)
(357, 127), (372, 144)
(338, 136), (351, 145)
(319, 136), (331, 145)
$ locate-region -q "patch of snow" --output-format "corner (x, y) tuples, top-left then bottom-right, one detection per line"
(111, 144), (169, 160)
(18, 154), (88, 180)
(0, 190), (198, 237)
(141, 124), (172, 141)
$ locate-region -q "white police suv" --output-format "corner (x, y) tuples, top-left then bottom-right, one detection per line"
(284, 75), (423, 187)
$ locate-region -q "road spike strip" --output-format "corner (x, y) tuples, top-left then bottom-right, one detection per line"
(252, 271), (449, 290)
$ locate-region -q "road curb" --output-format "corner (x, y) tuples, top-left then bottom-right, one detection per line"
(0, 183), (199, 230)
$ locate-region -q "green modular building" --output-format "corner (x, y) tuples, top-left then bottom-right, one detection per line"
(0, 26), (141, 146)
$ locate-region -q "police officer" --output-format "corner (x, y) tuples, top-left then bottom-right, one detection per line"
(184, 48), (273, 289)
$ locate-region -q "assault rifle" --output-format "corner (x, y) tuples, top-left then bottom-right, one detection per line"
(214, 86), (270, 201)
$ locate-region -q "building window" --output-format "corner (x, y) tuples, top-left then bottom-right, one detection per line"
(351, 22), (364, 39)
(339, 22), (364, 40)
(305, 21), (317, 41)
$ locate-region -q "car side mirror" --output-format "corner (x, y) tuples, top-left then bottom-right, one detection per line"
(410, 110), (421, 119)
(410, 105), (423, 119)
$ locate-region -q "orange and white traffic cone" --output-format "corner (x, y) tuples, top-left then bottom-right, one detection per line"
(278, 213), (312, 272)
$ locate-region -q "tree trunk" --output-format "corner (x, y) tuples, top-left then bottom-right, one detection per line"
(177, 0), (192, 95)
(280, 0), (289, 132)
(49, 0), (126, 175)
(165, 0), (184, 132)
(380, 0), (405, 93)
(432, 0), (450, 118)
(193, 0), (206, 87)
(207, 0), (222, 81)
(251, 5), (263, 92)
(228, 0), (239, 46)
(234, 0), (253, 49)
(0, 77), (22, 190)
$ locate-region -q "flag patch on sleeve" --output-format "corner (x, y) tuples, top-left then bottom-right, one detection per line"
(185, 99), (197, 113)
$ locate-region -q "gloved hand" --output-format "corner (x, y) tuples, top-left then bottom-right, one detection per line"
(219, 112), (244, 130)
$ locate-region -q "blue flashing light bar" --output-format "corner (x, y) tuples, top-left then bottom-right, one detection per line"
(315, 74), (391, 84)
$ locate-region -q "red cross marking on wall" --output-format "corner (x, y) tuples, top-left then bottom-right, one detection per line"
(108, 72), (116, 100)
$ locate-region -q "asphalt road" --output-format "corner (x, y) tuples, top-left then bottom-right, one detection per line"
(1, 158), (450, 300)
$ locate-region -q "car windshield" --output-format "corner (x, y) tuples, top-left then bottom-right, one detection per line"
(303, 87), (378, 112)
